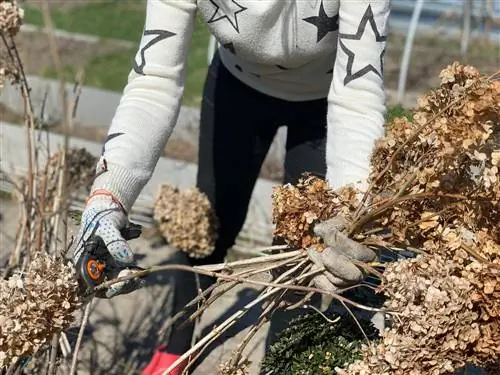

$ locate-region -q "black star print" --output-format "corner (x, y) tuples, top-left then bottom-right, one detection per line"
(303, 0), (339, 43)
(133, 29), (176, 75)
(276, 65), (289, 70)
(339, 5), (387, 86)
(223, 42), (235, 54)
(208, 0), (247, 33)
(101, 132), (123, 154)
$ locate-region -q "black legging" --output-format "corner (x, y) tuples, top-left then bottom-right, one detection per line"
(166, 51), (327, 355)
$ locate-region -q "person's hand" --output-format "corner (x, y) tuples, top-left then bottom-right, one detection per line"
(71, 190), (145, 298)
(307, 216), (375, 293)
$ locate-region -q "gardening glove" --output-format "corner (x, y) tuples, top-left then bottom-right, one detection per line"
(71, 191), (145, 298)
(307, 216), (376, 293)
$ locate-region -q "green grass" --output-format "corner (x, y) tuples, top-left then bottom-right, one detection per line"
(24, 2), (146, 42)
(387, 104), (413, 123)
(24, 1), (210, 107)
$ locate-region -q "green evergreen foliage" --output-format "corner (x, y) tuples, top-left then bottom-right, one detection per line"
(261, 311), (379, 375)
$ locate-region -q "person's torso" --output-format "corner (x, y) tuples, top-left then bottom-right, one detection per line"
(196, 0), (341, 100)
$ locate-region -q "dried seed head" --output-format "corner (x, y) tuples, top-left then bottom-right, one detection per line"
(272, 174), (356, 250)
(0, 0), (24, 36)
(272, 63), (499, 374)
(46, 147), (98, 193)
(153, 184), (218, 258)
(0, 252), (81, 368)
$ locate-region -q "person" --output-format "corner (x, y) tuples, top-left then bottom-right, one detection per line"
(71, 0), (390, 374)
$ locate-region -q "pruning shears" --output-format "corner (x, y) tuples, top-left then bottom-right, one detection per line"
(75, 223), (145, 297)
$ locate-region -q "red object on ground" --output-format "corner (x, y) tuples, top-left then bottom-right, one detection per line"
(141, 346), (189, 375)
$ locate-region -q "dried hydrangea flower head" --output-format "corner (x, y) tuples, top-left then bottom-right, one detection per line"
(153, 184), (219, 258)
(0, 252), (81, 368)
(0, 1), (23, 88)
(0, 45), (20, 89)
(272, 63), (499, 374)
(45, 147), (98, 195)
(367, 62), (499, 250)
(339, 252), (499, 375)
(272, 174), (358, 250)
(0, 0), (23, 36)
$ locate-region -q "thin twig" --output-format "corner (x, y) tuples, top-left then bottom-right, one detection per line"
(69, 300), (93, 375)
(339, 299), (369, 342)
(158, 254), (306, 335)
(94, 261), (386, 313)
(303, 304), (342, 324)
(285, 290), (315, 310)
(352, 259), (384, 280)
(161, 267), (323, 375)
(41, 0), (73, 252)
(229, 295), (282, 369)
(352, 86), (481, 223)
(349, 192), (494, 235)
(199, 249), (300, 272)
(47, 333), (59, 375)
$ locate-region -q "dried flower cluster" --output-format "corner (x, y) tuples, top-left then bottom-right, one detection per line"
(1, 1), (23, 88)
(0, 0), (23, 36)
(339, 253), (499, 375)
(365, 62), (499, 250)
(0, 63), (19, 88)
(272, 174), (358, 250)
(0, 252), (81, 368)
(45, 147), (97, 195)
(218, 361), (249, 375)
(153, 184), (218, 258)
(271, 63), (499, 374)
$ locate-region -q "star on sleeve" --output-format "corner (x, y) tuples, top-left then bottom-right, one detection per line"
(92, 0), (198, 211)
(325, 1), (390, 192)
(207, 0), (247, 33)
(338, 5), (386, 85)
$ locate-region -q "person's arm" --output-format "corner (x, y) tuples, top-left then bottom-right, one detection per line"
(92, 0), (197, 212)
(326, 1), (390, 192)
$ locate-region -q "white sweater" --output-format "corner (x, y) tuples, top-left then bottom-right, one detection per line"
(93, 0), (390, 211)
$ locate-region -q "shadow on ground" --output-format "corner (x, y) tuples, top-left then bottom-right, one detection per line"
(73, 248), (178, 375)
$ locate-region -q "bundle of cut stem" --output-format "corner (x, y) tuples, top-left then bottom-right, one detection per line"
(273, 63), (499, 374)
(141, 63), (498, 375)
(336, 63), (499, 375)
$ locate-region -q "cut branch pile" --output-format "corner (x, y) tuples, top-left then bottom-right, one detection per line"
(272, 62), (499, 374)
